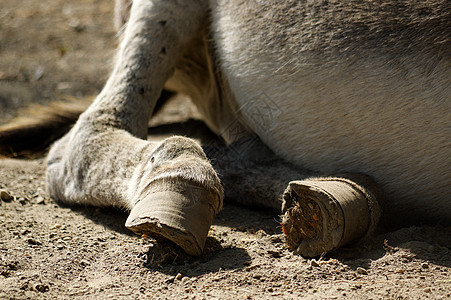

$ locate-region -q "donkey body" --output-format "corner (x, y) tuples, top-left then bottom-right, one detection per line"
(43, 0), (450, 255)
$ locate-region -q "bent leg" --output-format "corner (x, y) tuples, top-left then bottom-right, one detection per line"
(204, 135), (313, 211)
(46, 0), (221, 255)
(206, 135), (383, 258)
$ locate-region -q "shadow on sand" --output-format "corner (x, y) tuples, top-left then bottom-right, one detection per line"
(55, 118), (451, 276)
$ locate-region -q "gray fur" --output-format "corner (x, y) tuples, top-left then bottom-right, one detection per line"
(46, 0), (450, 226)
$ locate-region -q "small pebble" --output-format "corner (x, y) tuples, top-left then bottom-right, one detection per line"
(310, 260), (320, 268)
(356, 267), (368, 275)
(1, 190), (13, 202)
(268, 250), (283, 258)
(27, 238), (42, 246)
(181, 277), (190, 284)
(18, 198), (29, 205)
(80, 260), (90, 267)
(34, 284), (49, 293)
(8, 262), (18, 270)
(421, 263), (429, 269)
(69, 20), (86, 32)
(35, 196), (45, 205)
(175, 273), (183, 280)
(0, 272), (11, 279)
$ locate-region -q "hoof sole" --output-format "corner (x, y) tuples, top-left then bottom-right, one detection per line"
(281, 174), (382, 257)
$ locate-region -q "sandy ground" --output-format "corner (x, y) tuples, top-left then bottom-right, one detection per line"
(1, 0), (450, 299)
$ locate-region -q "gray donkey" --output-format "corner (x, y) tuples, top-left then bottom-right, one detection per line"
(6, 0), (451, 257)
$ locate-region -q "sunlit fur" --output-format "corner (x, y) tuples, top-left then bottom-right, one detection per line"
(46, 0), (449, 226)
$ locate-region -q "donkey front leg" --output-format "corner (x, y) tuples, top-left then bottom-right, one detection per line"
(46, 0), (222, 256)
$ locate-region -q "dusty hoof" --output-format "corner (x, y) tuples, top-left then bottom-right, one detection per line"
(281, 174), (382, 257)
(125, 185), (222, 256)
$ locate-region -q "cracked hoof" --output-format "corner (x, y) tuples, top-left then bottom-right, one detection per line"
(125, 185), (222, 256)
(281, 174), (382, 257)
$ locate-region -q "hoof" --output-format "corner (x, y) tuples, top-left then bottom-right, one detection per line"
(281, 174), (382, 257)
(125, 184), (222, 256)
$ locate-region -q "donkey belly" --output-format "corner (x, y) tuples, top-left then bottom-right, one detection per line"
(234, 71), (450, 224)
(228, 67), (450, 224)
(211, 1), (451, 224)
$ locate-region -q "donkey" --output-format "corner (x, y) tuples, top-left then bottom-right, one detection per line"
(7, 0), (451, 257)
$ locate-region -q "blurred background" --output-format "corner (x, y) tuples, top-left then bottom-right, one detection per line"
(0, 0), (116, 123)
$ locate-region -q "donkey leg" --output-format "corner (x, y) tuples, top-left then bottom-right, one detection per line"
(281, 174), (383, 257)
(207, 135), (383, 258)
(204, 135), (312, 211)
(46, 0), (222, 256)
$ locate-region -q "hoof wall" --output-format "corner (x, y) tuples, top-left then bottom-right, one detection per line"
(281, 175), (381, 257)
(126, 188), (221, 256)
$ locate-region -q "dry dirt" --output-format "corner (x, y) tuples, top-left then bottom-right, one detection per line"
(1, 0), (450, 299)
